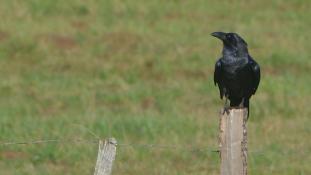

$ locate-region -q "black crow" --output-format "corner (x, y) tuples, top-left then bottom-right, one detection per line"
(212, 32), (260, 118)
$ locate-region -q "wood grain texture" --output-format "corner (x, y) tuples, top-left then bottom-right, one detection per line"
(219, 108), (248, 175)
(94, 138), (117, 175)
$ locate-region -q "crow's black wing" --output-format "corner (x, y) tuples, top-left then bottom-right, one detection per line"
(214, 59), (225, 99)
(248, 56), (260, 94)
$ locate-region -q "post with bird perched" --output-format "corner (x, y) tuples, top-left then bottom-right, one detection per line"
(219, 108), (248, 175)
(212, 32), (260, 175)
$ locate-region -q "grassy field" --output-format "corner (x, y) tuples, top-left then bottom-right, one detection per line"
(0, 0), (310, 174)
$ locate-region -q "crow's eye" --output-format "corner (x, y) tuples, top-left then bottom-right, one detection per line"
(226, 35), (232, 41)
(226, 34), (237, 45)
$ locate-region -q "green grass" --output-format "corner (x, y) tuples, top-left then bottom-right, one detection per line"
(0, 0), (310, 174)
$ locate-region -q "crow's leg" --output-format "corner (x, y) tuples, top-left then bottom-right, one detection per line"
(222, 95), (230, 115)
(239, 98), (245, 108)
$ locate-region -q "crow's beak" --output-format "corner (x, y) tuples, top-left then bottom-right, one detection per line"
(211, 32), (226, 41)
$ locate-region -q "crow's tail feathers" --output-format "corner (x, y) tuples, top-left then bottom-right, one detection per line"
(243, 98), (250, 120)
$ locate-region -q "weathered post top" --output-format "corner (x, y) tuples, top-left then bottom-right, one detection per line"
(94, 138), (117, 175)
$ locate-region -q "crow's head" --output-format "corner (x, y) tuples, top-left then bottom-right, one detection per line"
(211, 32), (248, 55)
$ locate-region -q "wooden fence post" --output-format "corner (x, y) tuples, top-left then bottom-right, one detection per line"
(219, 108), (248, 175)
(94, 138), (117, 175)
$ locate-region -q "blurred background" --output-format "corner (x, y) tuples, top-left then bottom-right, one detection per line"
(0, 0), (310, 174)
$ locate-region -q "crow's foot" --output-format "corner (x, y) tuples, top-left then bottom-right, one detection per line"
(239, 98), (245, 108)
(222, 107), (230, 115)
(222, 96), (230, 115)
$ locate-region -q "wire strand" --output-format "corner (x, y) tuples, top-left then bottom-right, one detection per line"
(0, 138), (219, 153)
(0, 138), (98, 146)
(1, 138), (304, 157)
